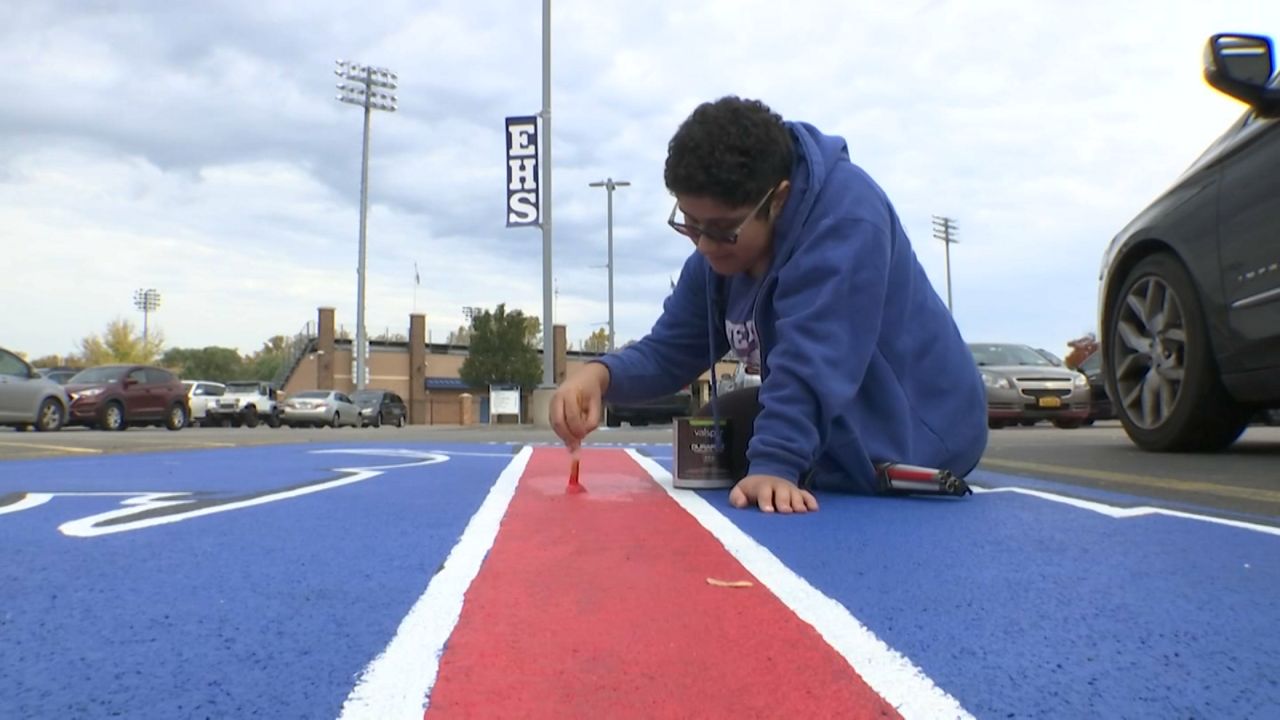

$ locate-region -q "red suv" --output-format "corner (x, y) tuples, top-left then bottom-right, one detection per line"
(65, 365), (190, 431)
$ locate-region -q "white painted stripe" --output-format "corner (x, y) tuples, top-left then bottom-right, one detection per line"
(337, 446), (532, 720)
(0, 441), (102, 454)
(971, 485), (1280, 536)
(627, 450), (973, 720)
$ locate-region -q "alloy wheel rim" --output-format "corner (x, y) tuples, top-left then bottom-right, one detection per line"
(40, 402), (62, 430)
(1113, 275), (1187, 429)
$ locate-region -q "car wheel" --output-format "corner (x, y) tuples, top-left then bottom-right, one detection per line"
(99, 401), (126, 431)
(1052, 419), (1083, 429)
(330, 412), (341, 428)
(606, 412), (621, 428)
(1107, 252), (1248, 451)
(396, 413), (406, 428)
(165, 403), (189, 431)
(16, 424), (32, 432)
(266, 412), (281, 428)
(241, 406), (260, 429)
(987, 419), (1005, 430)
(371, 412), (383, 428)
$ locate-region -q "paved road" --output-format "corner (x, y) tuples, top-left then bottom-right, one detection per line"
(2, 421), (1277, 522)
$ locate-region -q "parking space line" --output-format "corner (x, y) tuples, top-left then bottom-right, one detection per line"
(980, 457), (1280, 505)
(0, 441), (103, 455)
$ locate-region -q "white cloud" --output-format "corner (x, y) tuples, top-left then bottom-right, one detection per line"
(3, 0), (1277, 363)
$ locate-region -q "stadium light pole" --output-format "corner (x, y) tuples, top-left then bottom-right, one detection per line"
(588, 178), (629, 352)
(335, 59), (398, 390)
(931, 215), (959, 313)
(133, 288), (161, 345)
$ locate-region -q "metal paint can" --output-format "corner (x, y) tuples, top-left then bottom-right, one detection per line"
(672, 417), (735, 489)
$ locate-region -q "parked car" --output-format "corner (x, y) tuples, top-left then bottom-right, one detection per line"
(605, 388), (694, 427)
(351, 389), (408, 427)
(64, 365), (190, 431)
(1098, 33), (1280, 451)
(970, 343), (1091, 429)
(0, 346), (70, 431)
(281, 390), (361, 428)
(36, 367), (80, 385)
(182, 380), (226, 426)
(1077, 352), (1115, 423)
(205, 380), (282, 428)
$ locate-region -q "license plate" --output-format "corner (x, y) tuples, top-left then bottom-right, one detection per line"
(1038, 396), (1063, 408)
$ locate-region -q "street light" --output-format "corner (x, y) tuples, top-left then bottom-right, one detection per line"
(132, 288), (161, 345)
(588, 178), (630, 352)
(931, 215), (958, 313)
(335, 58), (399, 390)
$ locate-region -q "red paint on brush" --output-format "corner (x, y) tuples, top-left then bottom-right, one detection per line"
(566, 456), (584, 494)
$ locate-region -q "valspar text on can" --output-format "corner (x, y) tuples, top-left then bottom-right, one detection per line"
(672, 417), (735, 489)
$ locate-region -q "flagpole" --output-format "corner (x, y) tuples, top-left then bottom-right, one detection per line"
(413, 261), (420, 312)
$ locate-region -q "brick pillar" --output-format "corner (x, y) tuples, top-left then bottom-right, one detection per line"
(554, 324), (567, 384)
(409, 313), (427, 425)
(318, 307), (336, 390)
(459, 393), (474, 426)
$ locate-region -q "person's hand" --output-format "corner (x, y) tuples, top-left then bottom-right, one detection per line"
(549, 362), (610, 452)
(729, 474), (819, 513)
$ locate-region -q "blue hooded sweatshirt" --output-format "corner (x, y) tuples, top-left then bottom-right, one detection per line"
(598, 121), (988, 493)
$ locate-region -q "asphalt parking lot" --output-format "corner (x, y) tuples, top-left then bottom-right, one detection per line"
(3, 420), (1277, 521)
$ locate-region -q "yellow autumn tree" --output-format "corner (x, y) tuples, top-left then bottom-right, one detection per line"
(78, 317), (166, 365)
(583, 328), (610, 354)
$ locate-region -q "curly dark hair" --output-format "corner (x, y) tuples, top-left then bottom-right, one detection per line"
(664, 96), (794, 211)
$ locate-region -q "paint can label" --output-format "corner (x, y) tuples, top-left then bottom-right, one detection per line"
(673, 417), (735, 489)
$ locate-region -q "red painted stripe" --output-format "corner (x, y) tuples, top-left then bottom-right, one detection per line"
(425, 448), (900, 719)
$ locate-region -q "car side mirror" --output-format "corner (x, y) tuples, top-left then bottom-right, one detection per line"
(1204, 33), (1280, 114)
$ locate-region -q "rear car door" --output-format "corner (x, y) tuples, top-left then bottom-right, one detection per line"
(122, 368), (154, 419)
(1218, 112), (1280, 371)
(0, 349), (40, 422)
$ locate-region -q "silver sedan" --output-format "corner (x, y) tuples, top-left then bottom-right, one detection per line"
(281, 390), (362, 428)
(0, 346), (70, 431)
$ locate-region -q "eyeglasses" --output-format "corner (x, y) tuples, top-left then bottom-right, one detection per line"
(667, 187), (777, 245)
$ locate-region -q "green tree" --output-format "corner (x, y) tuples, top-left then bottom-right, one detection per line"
(244, 335), (292, 381)
(523, 316), (541, 348)
(29, 354), (83, 369)
(79, 318), (165, 365)
(583, 328), (610, 354)
(161, 347), (246, 382)
(459, 304), (541, 391)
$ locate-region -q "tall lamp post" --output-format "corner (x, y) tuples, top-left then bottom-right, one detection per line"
(931, 215), (958, 313)
(335, 59), (398, 390)
(133, 288), (161, 345)
(588, 178), (629, 352)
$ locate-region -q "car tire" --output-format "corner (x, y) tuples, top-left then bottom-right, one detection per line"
(1106, 252), (1249, 451)
(241, 406), (260, 429)
(99, 401), (126, 431)
(330, 412), (341, 428)
(987, 419), (1005, 430)
(165, 403), (188, 431)
(372, 412), (383, 428)
(1052, 419), (1083, 429)
(266, 412), (281, 429)
(606, 412), (621, 428)
(396, 414), (406, 428)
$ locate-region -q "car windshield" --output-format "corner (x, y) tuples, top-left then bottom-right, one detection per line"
(294, 391), (330, 399)
(225, 383), (262, 394)
(970, 344), (1054, 367)
(1080, 352), (1102, 373)
(69, 367), (126, 384)
(351, 391), (381, 403)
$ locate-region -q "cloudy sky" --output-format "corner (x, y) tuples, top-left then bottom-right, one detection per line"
(4, 0), (1277, 363)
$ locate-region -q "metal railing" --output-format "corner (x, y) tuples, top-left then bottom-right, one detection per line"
(271, 322), (318, 391)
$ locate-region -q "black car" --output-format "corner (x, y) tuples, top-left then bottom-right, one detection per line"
(1098, 33), (1280, 451)
(605, 390), (694, 427)
(351, 389), (408, 427)
(1077, 352), (1114, 423)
